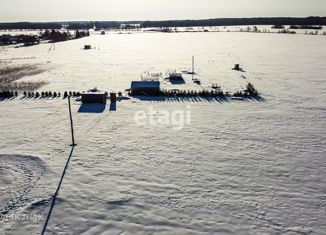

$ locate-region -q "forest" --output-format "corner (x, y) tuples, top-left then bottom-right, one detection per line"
(0, 17), (325, 30)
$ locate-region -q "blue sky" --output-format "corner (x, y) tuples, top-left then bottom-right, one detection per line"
(0, 0), (325, 22)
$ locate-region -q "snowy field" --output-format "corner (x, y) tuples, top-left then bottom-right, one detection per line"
(0, 31), (326, 235)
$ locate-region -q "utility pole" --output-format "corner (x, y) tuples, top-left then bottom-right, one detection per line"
(68, 96), (77, 146)
(192, 55), (194, 74)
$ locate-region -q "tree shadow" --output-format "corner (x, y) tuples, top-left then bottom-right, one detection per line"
(132, 95), (265, 103)
(132, 95), (229, 103)
(232, 95), (265, 102)
(246, 95), (265, 102)
(0, 97), (15, 101)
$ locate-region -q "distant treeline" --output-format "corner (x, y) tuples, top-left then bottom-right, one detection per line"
(0, 17), (325, 30)
(141, 17), (326, 28)
(0, 22), (62, 30)
(67, 21), (121, 29)
(40, 29), (89, 42)
(0, 29), (89, 46)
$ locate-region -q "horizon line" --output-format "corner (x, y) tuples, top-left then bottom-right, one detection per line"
(1, 16), (325, 24)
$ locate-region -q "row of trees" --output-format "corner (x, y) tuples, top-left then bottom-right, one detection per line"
(40, 29), (89, 42)
(0, 22), (61, 30)
(0, 90), (82, 99)
(0, 30), (89, 45)
(67, 21), (120, 30)
(136, 83), (259, 98)
(0, 17), (325, 30)
(0, 34), (39, 46)
(141, 17), (326, 28)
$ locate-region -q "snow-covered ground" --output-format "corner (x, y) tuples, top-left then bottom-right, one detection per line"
(0, 31), (326, 235)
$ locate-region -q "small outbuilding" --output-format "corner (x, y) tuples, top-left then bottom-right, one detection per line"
(130, 81), (161, 96)
(84, 45), (92, 50)
(232, 64), (244, 71)
(81, 92), (107, 104)
(233, 64), (240, 70)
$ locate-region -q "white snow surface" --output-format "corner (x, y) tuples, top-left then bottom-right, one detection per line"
(0, 31), (326, 235)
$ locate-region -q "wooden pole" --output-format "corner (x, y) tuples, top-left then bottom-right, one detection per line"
(68, 96), (76, 146)
(192, 56), (194, 74)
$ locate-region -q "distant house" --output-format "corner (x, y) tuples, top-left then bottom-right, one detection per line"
(130, 81), (161, 96)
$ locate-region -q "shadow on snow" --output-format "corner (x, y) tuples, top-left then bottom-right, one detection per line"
(131, 95), (265, 103)
(78, 103), (106, 113)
